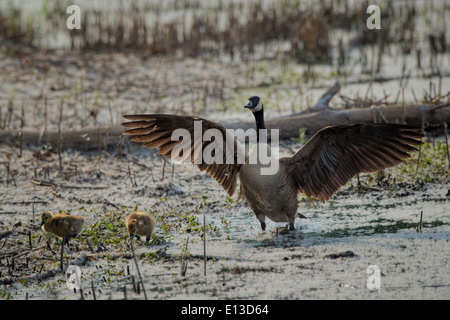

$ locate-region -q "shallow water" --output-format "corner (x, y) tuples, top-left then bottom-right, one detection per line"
(203, 187), (449, 248)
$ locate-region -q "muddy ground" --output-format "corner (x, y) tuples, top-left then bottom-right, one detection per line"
(0, 134), (449, 300)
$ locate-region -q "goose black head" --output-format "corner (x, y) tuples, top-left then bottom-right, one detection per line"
(244, 96), (266, 141)
(244, 96), (263, 112)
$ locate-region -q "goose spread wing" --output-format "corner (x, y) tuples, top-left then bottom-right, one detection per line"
(122, 114), (246, 196)
(286, 123), (423, 202)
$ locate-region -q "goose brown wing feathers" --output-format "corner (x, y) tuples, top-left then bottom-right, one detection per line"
(122, 114), (246, 197)
(285, 123), (423, 203)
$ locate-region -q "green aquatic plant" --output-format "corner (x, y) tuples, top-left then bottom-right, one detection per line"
(0, 287), (14, 300)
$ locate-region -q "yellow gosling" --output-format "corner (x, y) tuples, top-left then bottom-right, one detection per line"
(126, 211), (156, 245)
(40, 211), (85, 271)
(40, 211), (85, 241)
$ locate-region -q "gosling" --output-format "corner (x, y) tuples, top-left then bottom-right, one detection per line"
(40, 211), (85, 244)
(126, 211), (156, 245)
(40, 211), (85, 271)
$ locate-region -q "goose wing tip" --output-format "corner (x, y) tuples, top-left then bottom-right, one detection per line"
(122, 114), (138, 120)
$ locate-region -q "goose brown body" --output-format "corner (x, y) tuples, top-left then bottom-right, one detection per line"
(40, 211), (85, 239)
(121, 96), (423, 231)
(126, 211), (156, 244)
(239, 156), (299, 228)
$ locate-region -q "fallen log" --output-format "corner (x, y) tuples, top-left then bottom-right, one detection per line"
(0, 83), (449, 150)
(0, 270), (57, 285)
(225, 102), (450, 139)
(224, 81), (450, 138)
(0, 126), (124, 152)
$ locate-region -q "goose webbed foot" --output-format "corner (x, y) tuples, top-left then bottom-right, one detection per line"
(260, 222), (266, 231)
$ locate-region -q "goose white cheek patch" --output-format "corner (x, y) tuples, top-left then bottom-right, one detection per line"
(252, 100), (263, 112)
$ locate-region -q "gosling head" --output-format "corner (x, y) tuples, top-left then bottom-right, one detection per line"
(127, 219), (138, 238)
(40, 211), (54, 226)
(244, 96), (263, 112)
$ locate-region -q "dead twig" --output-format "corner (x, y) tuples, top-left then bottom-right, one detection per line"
(129, 238), (147, 300)
(60, 238), (66, 272)
(91, 280), (97, 300)
(444, 122), (450, 170)
(416, 118), (425, 173)
(0, 231), (12, 241)
(18, 102), (24, 158)
(4, 154), (17, 187)
(161, 156), (167, 181)
(203, 213), (207, 277)
(57, 98), (64, 170)
(416, 211), (423, 233)
(127, 161), (137, 188)
(28, 231), (32, 250)
(180, 236), (189, 277)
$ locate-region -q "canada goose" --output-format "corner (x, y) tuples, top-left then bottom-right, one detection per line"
(40, 211), (85, 241)
(121, 96), (423, 231)
(40, 211), (85, 271)
(126, 211), (156, 245)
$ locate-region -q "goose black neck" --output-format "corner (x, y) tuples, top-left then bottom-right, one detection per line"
(252, 109), (266, 142)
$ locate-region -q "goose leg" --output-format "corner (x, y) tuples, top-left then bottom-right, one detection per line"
(286, 211), (296, 231)
(256, 213), (266, 231)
